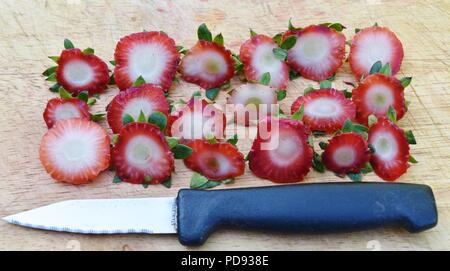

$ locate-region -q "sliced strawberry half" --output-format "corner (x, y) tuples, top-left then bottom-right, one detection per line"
(56, 49), (109, 95)
(43, 98), (90, 128)
(180, 40), (234, 89)
(283, 25), (346, 81)
(291, 88), (356, 133)
(228, 83), (278, 126)
(114, 32), (180, 91)
(248, 117), (313, 183)
(322, 132), (370, 174)
(239, 34), (289, 89)
(39, 119), (110, 185)
(183, 140), (245, 180)
(107, 83), (169, 133)
(111, 122), (174, 184)
(352, 73), (406, 125)
(368, 117), (409, 181)
(167, 98), (226, 140)
(349, 26), (404, 80)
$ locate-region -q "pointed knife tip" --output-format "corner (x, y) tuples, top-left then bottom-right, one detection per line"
(2, 215), (15, 224)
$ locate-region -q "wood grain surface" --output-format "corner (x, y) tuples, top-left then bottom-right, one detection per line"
(0, 0), (449, 251)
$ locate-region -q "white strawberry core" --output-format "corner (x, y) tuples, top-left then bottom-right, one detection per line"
(354, 32), (393, 72)
(290, 32), (343, 79)
(122, 98), (154, 121)
(48, 126), (101, 174)
(305, 98), (342, 119)
(54, 103), (82, 121)
(365, 84), (393, 113)
(198, 152), (238, 176)
(371, 131), (398, 161)
(252, 43), (284, 86)
(293, 33), (328, 62)
(230, 84), (277, 106)
(63, 60), (94, 87)
(128, 43), (170, 85)
(333, 146), (356, 167)
(125, 135), (163, 169)
(268, 129), (303, 166)
(183, 51), (228, 82)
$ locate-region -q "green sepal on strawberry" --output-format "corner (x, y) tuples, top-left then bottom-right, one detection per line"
(189, 172), (235, 190)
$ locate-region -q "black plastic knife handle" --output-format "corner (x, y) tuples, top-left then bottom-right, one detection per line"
(176, 182), (437, 246)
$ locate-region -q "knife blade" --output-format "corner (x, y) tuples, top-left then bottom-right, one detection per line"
(2, 183), (438, 246)
(3, 197), (177, 234)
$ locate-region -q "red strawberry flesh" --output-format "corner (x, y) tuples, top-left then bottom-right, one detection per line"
(349, 26), (404, 80)
(248, 117), (313, 183)
(112, 122), (174, 184)
(239, 34), (289, 89)
(114, 32), (179, 91)
(43, 98), (90, 128)
(56, 49), (109, 95)
(368, 117), (409, 181)
(352, 73), (405, 125)
(167, 98), (226, 140)
(180, 40), (234, 89)
(107, 84), (169, 133)
(183, 140), (245, 180)
(284, 25), (346, 81)
(322, 132), (370, 174)
(39, 119), (111, 185)
(291, 88), (356, 133)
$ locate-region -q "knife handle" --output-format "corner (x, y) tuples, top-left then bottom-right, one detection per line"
(176, 182), (437, 246)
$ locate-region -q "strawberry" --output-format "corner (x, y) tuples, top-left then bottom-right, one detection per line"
(283, 25), (346, 81)
(239, 34), (289, 89)
(111, 122), (174, 184)
(107, 83), (169, 133)
(291, 88), (356, 133)
(248, 117), (313, 183)
(228, 83), (278, 126)
(183, 140), (245, 181)
(39, 119), (111, 185)
(352, 73), (406, 125)
(167, 98), (226, 140)
(368, 117), (409, 181)
(322, 132), (371, 174)
(55, 48), (109, 95)
(349, 26), (404, 80)
(43, 98), (90, 128)
(180, 40), (234, 89)
(114, 32), (180, 91)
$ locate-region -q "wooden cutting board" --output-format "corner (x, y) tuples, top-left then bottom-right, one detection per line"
(0, 0), (449, 251)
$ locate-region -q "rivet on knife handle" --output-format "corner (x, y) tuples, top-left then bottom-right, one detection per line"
(176, 183), (437, 246)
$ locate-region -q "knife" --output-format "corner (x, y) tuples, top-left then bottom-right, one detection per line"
(3, 182), (438, 246)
